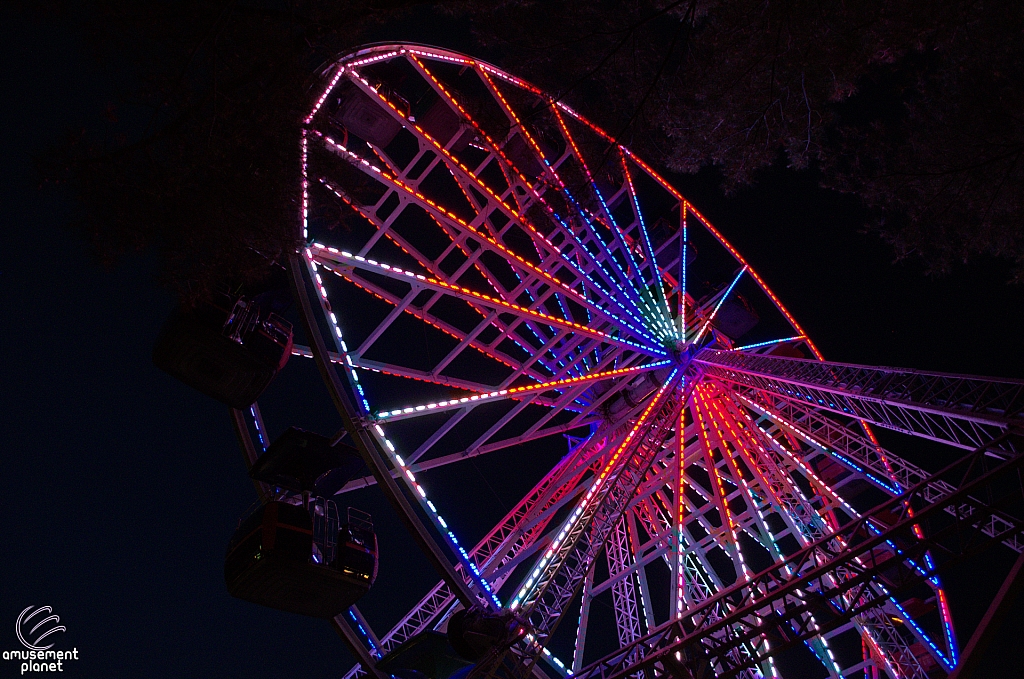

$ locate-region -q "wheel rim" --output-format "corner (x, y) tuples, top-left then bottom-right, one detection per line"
(270, 44), (965, 679)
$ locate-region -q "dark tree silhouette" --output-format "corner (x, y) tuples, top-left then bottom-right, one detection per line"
(41, 1), (437, 299)
(40, 0), (1024, 297)
(465, 0), (1024, 279)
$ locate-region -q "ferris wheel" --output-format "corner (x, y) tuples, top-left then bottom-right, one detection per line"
(212, 44), (1024, 679)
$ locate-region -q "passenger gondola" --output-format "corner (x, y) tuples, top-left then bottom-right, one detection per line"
(224, 499), (377, 618)
(152, 289), (293, 409)
(225, 427), (376, 618)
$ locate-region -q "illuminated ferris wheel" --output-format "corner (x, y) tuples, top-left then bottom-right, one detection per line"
(206, 44), (1024, 679)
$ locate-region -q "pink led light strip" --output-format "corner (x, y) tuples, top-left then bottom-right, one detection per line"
(723, 388), (945, 675)
(692, 386), (780, 678)
(406, 55), (652, 328)
(313, 126), (656, 345)
(479, 69), (662, 331)
(733, 390), (959, 665)
(700, 387), (845, 677)
(510, 369), (680, 610)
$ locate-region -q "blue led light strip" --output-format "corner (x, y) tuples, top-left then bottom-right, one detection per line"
(738, 406), (954, 671)
(620, 159), (676, 341)
(249, 405), (268, 452)
(549, 182), (663, 336)
(312, 130), (657, 347)
(731, 335), (807, 352)
(544, 210), (669, 357)
(691, 266), (747, 346)
(347, 610), (380, 658)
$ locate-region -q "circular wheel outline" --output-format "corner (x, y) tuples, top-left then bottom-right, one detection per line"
(234, 43), (963, 679)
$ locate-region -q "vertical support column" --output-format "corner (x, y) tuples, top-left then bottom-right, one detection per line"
(606, 516), (643, 647)
(627, 511), (656, 633)
(572, 566), (596, 674)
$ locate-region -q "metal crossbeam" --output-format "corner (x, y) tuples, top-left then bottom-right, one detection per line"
(475, 70), (662, 335)
(696, 349), (1024, 451)
(606, 516), (645, 648)
(289, 253), (483, 611)
(734, 387), (1024, 553)
(515, 379), (682, 621)
(404, 55), (651, 328)
(573, 428), (1024, 679)
(705, 385), (939, 677)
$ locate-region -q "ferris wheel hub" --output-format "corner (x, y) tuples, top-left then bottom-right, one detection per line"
(671, 341), (696, 368)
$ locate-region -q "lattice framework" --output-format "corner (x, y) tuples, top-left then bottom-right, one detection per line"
(231, 44), (1024, 679)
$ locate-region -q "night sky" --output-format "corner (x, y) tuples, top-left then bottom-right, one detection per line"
(3, 7), (1024, 678)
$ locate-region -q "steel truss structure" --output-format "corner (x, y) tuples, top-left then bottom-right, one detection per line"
(232, 44), (1024, 679)
(572, 426), (1024, 679)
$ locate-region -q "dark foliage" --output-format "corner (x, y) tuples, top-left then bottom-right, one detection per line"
(38, 0), (439, 300)
(467, 0), (1024, 279)
(36, 0), (1024, 296)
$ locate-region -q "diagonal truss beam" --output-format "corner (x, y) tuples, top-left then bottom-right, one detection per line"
(695, 349), (1024, 452)
(490, 373), (694, 679)
(402, 55), (651, 327)
(733, 386), (1024, 553)
(341, 434), (605, 679)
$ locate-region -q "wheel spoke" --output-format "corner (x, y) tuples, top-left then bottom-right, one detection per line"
(407, 54), (651, 328)
(700, 387), (846, 678)
(691, 266), (747, 346)
(315, 81), (662, 347)
(730, 336), (808, 353)
(312, 247), (657, 353)
(618, 153), (676, 338)
(373, 360), (670, 422)
(476, 69), (657, 331)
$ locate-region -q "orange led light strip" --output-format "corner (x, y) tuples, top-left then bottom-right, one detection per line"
(374, 359), (671, 421)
